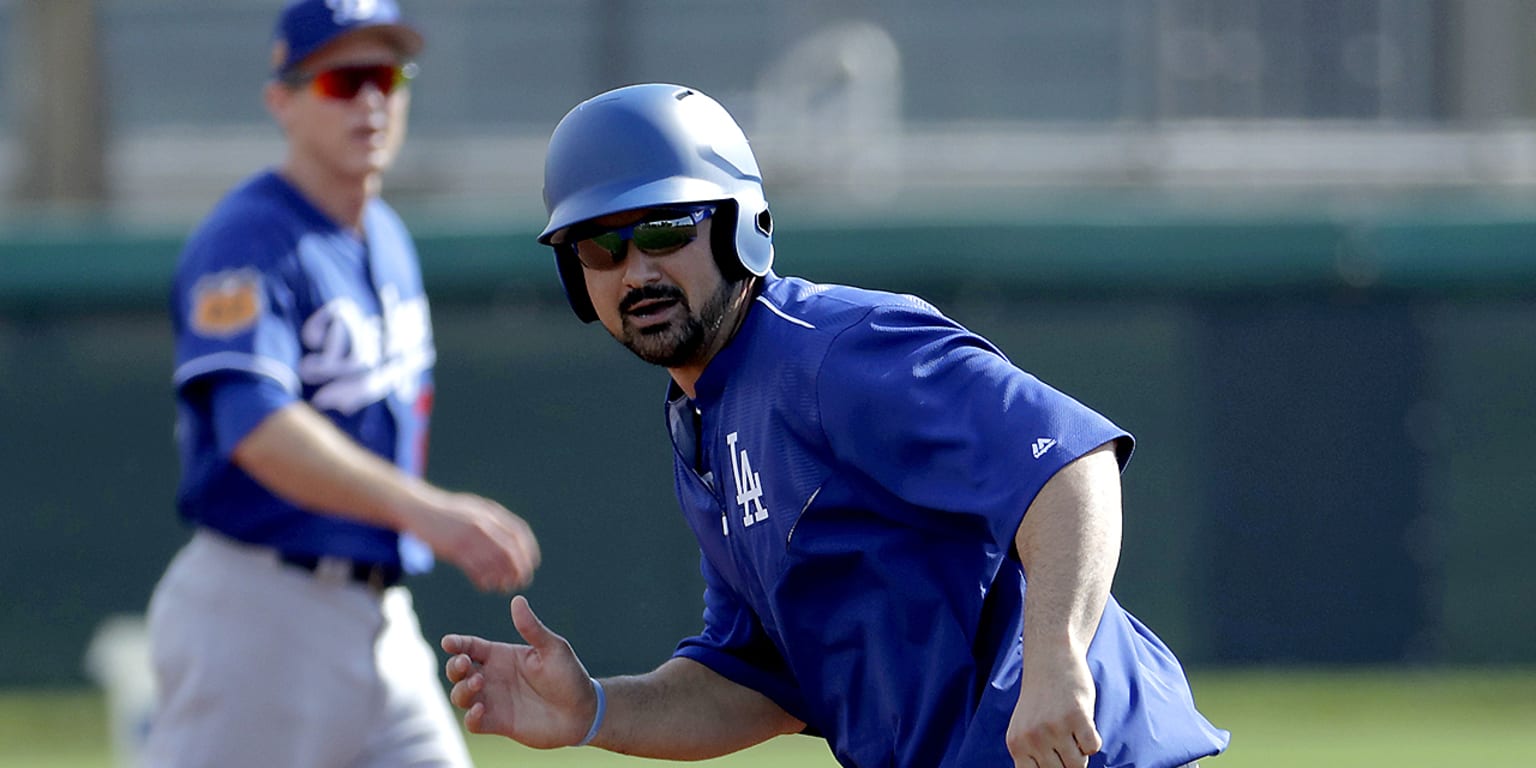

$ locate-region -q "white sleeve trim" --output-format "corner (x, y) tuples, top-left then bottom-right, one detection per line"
(755, 295), (816, 329)
(172, 352), (301, 394)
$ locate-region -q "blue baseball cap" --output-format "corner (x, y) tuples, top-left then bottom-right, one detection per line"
(271, 0), (424, 76)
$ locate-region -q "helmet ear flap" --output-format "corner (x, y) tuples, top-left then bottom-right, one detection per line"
(709, 199), (749, 281)
(554, 246), (598, 323)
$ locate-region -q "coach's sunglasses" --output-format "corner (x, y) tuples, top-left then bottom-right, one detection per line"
(570, 205), (716, 271)
(282, 62), (418, 100)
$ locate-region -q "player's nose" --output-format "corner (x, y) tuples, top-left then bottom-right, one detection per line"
(620, 245), (665, 285)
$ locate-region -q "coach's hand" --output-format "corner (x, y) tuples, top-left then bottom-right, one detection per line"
(402, 487), (541, 592)
(442, 596), (599, 747)
(1006, 650), (1101, 768)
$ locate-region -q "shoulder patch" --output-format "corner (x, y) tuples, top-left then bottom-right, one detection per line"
(190, 268), (263, 337)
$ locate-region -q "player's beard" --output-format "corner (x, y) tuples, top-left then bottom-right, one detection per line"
(617, 278), (739, 368)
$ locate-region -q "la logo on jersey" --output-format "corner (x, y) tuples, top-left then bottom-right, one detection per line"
(727, 431), (769, 528)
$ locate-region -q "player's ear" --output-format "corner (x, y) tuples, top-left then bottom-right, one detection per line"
(264, 80), (294, 125)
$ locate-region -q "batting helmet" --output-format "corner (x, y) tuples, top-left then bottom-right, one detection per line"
(537, 83), (774, 323)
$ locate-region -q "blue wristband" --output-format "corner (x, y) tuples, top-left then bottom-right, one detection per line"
(575, 677), (605, 747)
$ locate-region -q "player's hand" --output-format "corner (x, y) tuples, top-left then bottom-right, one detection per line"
(1006, 650), (1101, 768)
(442, 596), (599, 747)
(405, 488), (541, 592)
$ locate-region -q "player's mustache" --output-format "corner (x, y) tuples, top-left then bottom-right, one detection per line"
(619, 285), (687, 315)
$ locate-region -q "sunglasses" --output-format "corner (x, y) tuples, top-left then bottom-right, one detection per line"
(571, 206), (716, 270)
(283, 62), (418, 100)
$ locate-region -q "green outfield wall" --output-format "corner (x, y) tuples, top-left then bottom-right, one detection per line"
(3, 203), (1535, 685)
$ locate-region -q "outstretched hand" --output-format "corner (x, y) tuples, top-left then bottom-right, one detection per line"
(441, 595), (599, 748)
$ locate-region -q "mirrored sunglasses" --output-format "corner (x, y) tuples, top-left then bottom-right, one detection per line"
(283, 62), (418, 100)
(572, 206), (716, 270)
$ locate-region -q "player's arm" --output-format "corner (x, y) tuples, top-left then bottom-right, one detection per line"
(234, 400), (433, 527)
(229, 395), (539, 591)
(1006, 441), (1123, 767)
(443, 596), (803, 759)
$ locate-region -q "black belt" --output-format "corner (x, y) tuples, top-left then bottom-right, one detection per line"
(279, 552), (403, 590)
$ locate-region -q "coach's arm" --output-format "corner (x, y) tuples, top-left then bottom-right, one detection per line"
(443, 596), (804, 758)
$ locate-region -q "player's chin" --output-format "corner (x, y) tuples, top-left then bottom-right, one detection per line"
(361, 149), (395, 174)
(330, 154), (390, 182)
(340, 136), (394, 173)
(622, 327), (696, 367)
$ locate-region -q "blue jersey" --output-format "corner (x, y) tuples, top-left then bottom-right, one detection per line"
(669, 274), (1228, 767)
(170, 170), (435, 570)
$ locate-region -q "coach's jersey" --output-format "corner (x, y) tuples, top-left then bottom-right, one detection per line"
(669, 274), (1228, 768)
(170, 170), (435, 570)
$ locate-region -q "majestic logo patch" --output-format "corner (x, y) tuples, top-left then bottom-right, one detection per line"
(727, 431), (769, 528)
(190, 269), (262, 338)
(1031, 437), (1057, 459)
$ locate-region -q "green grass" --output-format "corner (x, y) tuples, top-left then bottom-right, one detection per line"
(3, 668), (1534, 767)
(1192, 666), (1536, 765)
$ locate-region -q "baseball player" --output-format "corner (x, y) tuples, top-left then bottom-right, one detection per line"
(144, 2), (539, 766)
(441, 84), (1228, 767)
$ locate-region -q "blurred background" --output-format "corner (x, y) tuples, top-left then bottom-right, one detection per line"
(3, 0), (1536, 764)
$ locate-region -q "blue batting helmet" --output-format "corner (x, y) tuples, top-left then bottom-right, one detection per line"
(537, 83), (774, 323)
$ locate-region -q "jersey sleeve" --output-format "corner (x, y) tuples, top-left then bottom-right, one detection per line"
(816, 302), (1132, 550)
(170, 220), (308, 452)
(170, 220), (304, 396)
(208, 374), (300, 457)
(672, 554), (812, 726)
